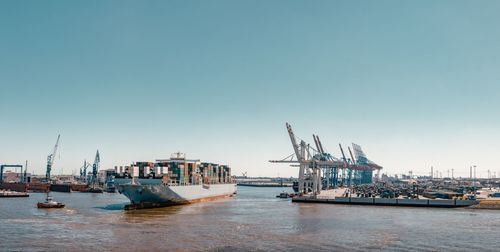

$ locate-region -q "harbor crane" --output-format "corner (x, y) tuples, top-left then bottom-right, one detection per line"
(90, 150), (100, 188)
(46, 134), (61, 181)
(0, 164), (23, 182)
(79, 160), (91, 182)
(270, 123), (338, 195)
(0, 160), (29, 183)
(270, 123), (382, 196)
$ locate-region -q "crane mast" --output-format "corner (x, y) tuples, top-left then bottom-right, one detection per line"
(313, 134), (321, 153)
(317, 135), (325, 154)
(91, 150), (100, 188)
(83, 160), (89, 180)
(46, 134), (61, 181)
(79, 160), (90, 181)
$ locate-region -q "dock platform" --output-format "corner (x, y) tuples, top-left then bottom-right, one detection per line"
(0, 190), (29, 198)
(237, 183), (292, 187)
(291, 189), (479, 208)
(292, 196), (479, 208)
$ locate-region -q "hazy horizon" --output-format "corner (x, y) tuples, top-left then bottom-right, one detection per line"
(2, 1), (500, 178)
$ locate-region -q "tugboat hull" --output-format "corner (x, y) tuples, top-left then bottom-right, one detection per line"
(37, 202), (65, 208)
(84, 188), (104, 193)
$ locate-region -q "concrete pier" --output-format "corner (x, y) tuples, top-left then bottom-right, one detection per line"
(292, 196), (479, 208)
(291, 189), (480, 208)
(0, 190), (29, 198)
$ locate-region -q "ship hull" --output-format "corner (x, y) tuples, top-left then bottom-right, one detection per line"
(117, 182), (237, 205)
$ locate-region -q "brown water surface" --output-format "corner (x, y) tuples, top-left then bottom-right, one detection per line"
(1, 187), (499, 251)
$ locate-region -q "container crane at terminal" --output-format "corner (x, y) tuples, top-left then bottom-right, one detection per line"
(269, 123), (382, 196)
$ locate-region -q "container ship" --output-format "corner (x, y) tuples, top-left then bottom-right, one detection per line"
(115, 153), (237, 209)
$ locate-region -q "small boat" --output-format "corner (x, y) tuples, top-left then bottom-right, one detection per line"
(37, 194), (65, 208)
(276, 192), (295, 198)
(85, 187), (103, 193)
(105, 187), (116, 193)
(488, 192), (500, 198)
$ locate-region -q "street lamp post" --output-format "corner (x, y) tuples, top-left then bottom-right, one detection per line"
(473, 165), (477, 198)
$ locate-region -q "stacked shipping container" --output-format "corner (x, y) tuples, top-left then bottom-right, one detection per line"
(114, 155), (234, 185)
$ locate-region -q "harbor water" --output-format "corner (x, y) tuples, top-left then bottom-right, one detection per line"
(1, 186), (499, 251)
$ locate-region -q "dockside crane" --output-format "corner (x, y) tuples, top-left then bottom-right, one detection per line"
(90, 150), (100, 188)
(270, 123), (383, 195)
(80, 160), (90, 182)
(0, 164), (23, 182)
(286, 123), (310, 194)
(46, 134), (61, 182)
(271, 124), (324, 195)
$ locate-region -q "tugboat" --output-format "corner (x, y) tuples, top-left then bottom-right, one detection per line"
(37, 192), (65, 208)
(276, 191), (295, 198)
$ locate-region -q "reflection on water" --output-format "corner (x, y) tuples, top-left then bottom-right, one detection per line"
(1, 187), (499, 251)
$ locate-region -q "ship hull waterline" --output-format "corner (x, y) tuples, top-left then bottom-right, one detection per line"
(117, 182), (237, 210)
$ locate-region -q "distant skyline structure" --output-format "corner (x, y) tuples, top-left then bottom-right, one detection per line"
(1, 1), (500, 178)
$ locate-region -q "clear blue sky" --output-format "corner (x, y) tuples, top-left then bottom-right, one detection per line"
(1, 0), (499, 178)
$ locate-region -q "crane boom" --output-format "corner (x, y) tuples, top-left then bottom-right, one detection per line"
(286, 123), (303, 161)
(46, 134), (60, 181)
(317, 135), (325, 154)
(348, 146), (356, 165)
(313, 134), (321, 154)
(91, 150), (100, 187)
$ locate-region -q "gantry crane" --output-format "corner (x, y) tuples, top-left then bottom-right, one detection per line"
(270, 123), (382, 196)
(0, 164), (23, 182)
(270, 123), (333, 195)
